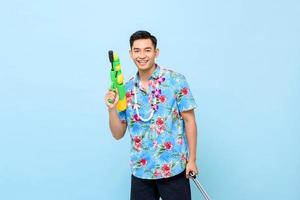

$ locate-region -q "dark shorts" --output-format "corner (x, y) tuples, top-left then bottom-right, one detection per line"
(130, 170), (191, 200)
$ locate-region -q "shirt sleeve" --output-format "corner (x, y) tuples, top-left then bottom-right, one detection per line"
(175, 74), (197, 112)
(117, 110), (127, 124)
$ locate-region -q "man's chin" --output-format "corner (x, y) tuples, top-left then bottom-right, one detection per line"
(137, 62), (148, 68)
(137, 64), (150, 70)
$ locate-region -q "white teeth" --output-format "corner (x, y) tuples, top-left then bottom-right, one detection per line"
(138, 60), (148, 64)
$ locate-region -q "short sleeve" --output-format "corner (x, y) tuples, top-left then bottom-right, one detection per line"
(175, 74), (197, 112)
(117, 110), (127, 124)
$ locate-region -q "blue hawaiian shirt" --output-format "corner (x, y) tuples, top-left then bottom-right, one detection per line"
(118, 65), (197, 179)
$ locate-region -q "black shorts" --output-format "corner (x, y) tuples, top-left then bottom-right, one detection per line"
(130, 170), (191, 200)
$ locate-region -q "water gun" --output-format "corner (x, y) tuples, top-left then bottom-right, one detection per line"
(108, 50), (127, 112)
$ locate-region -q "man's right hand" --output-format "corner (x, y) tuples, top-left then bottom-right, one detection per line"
(104, 89), (119, 110)
(105, 89), (127, 140)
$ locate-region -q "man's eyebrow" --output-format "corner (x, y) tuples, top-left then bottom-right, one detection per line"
(132, 47), (153, 50)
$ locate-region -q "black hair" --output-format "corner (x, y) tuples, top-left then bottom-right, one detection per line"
(129, 30), (157, 49)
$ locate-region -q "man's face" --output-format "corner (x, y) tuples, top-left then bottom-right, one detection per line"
(130, 39), (159, 72)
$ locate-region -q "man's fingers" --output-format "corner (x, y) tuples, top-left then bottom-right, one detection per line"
(104, 90), (120, 109)
(186, 169), (198, 178)
(186, 169), (192, 178)
(105, 93), (114, 102)
(105, 92), (115, 105)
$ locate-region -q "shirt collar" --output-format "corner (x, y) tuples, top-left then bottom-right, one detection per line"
(134, 64), (161, 85)
(151, 64), (161, 79)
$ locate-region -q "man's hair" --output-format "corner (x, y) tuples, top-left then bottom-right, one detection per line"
(130, 30), (157, 49)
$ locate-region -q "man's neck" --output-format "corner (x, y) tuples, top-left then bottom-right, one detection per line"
(138, 64), (156, 91)
(138, 64), (157, 82)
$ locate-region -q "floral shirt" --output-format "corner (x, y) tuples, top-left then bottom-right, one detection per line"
(118, 65), (197, 179)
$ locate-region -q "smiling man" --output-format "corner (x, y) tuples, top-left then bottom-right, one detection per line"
(104, 30), (198, 200)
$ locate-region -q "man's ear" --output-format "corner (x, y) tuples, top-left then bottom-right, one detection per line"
(155, 48), (160, 58)
(129, 49), (133, 59)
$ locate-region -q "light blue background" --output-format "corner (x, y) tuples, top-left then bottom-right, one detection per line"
(1, 0), (299, 199)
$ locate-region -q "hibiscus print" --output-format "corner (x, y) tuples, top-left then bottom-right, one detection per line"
(132, 136), (142, 152)
(154, 117), (166, 134)
(119, 66), (197, 179)
(177, 137), (183, 145)
(126, 90), (134, 105)
(154, 76), (166, 85)
(164, 142), (173, 150)
(152, 88), (161, 98)
(156, 141), (175, 156)
(129, 114), (141, 126)
(158, 95), (166, 103)
(176, 87), (190, 102)
(172, 108), (180, 119)
(161, 163), (171, 178)
(181, 153), (187, 162)
(151, 103), (159, 111)
(139, 158), (147, 167)
(154, 169), (162, 177)
(181, 87), (189, 95)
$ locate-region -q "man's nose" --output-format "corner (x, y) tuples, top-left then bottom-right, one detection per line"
(139, 51), (146, 58)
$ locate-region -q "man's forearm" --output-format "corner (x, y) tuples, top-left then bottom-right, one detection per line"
(108, 108), (127, 140)
(185, 120), (197, 161)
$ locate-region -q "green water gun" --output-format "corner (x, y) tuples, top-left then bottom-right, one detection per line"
(108, 50), (127, 112)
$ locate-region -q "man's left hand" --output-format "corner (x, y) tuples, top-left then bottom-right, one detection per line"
(185, 160), (198, 178)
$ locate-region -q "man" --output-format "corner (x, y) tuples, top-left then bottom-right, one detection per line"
(104, 30), (198, 200)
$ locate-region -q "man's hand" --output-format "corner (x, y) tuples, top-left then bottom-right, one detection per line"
(104, 89), (127, 140)
(186, 160), (198, 178)
(104, 89), (119, 110)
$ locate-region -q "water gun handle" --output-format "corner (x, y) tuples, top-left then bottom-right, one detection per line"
(108, 50), (127, 112)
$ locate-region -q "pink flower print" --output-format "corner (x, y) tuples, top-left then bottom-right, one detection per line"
(177, 138), (183, 145)
(133, 136), (141, 143)
(164, 142), (173, 150)
(157, 76), (165, 84)
(126, 90), (134, 104)
(134, 142), (141, 152)
(154, 169), (162, 177)
(133, 114), (141, 122)
(181, 87), (189, 95)
(126, 91), (133, 98)
(162, 164), (170, 171)
(151, 103), (158, 111)
(156, 117), (164, 126)
(154, 76), (165, 85)
(153, 140), (158, 148)
(148, 80), (155, 88)
(148, 94), (152, 102)
(155, 117), (165, 134)
(173, 109), (180, 119)
(156, 126), (165, 134)
(139, 158), (147, 166)
(152, 89), (161, 97)
(181, 154), (187, 162)
(159, 95), (166, 103)
(161, 164), (171, 177)
(150, 124), (156, 131)
(133, 136), (142, 151)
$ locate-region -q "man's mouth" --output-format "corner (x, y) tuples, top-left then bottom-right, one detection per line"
(137, 60), (148, 65)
